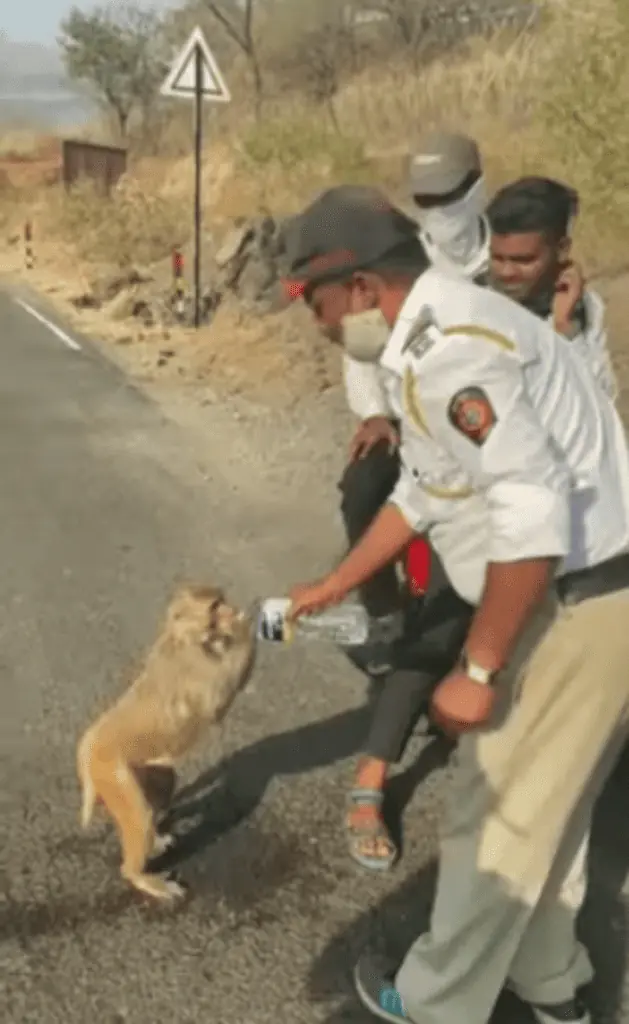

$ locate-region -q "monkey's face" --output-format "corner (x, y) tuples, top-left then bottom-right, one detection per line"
(166, 584), (251, 657)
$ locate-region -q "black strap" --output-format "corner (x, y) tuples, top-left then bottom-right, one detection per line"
(556, 551), (629, 606)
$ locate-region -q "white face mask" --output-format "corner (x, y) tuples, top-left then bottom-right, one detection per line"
(416, 175), (487, 265)
(341, 308), (390, 363)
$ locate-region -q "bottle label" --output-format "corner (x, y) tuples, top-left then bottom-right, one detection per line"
(256, 598), (293, 642)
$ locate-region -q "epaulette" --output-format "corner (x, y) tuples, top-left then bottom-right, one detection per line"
(401, 306), (443, 361)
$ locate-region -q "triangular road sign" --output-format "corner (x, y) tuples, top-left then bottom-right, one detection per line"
(160, 26), (231, 103)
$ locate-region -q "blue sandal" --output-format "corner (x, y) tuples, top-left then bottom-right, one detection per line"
(346, 788), (398, 872)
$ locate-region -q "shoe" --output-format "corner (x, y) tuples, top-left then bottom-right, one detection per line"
(354, 951), (591, 1024)
(353, 953), (409, 1021)
(529, 995), (591, 1024)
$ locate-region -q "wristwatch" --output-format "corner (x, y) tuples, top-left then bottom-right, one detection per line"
(460, 650), (497, 686)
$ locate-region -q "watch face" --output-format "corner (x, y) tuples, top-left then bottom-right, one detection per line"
(462, 653), (492, 684)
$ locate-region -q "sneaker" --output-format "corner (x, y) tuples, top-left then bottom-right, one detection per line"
(353, 953), (591, 1024)
(354, 953), (409, 1022)
(529, 995), (591, 1024)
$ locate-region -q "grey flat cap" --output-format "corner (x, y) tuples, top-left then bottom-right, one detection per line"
(281, 184), (419, 295)
(409, 132), (482, 197)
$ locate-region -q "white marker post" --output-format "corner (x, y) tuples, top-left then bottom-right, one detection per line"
(160, 27), (231, 328)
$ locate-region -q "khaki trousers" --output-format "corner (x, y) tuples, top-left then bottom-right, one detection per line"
(395, 587), (629, 1024)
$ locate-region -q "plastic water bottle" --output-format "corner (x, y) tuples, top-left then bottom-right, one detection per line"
(255, 597), (369, 647)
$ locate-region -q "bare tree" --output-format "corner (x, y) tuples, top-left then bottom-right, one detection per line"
(59, 3), (169, 140)
(365, 0), (538, 65)
(373, 0), (431, 65)
(269, 0), (358, 127)
(200, 0), (264, 116)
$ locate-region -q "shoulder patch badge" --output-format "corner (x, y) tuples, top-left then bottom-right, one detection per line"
(447, 386), (496, 446)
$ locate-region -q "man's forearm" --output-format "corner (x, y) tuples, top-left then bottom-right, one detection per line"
(464, 558), (558, 671)
(330, 502), (415, 596)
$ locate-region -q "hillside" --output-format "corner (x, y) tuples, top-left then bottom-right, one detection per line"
(0, 0), (628, 407)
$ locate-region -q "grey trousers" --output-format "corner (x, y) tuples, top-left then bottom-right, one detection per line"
(364, 571), (473, 762)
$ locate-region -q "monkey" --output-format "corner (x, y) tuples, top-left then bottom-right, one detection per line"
(77, 583), (255, 901)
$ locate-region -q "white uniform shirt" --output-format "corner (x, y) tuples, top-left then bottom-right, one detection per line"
(565, 290), (619, 402)
(343, 226), (618, 419)
(342, 220), (492, 421)
(379, 268), (629, 605)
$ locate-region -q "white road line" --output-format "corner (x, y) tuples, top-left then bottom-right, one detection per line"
(15, 298), (82, 352)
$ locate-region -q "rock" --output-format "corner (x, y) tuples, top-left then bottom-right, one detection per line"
(71, 292), (100, 310)
(211, 213), (286, 314)
(222, 253), (249, 292)
(107, 288), (156, 324)
(129, 265), (153, 285)
(107, 290), (139, 321)
(202, 288), (222, 320)
(266, 217), (289, 260)
(94, 266), (154, 305)
(97, 212), (292, 331)
(257, 215), (277, 253)
(235, 255), (278, 308)
(215, 225), (255, 269)
(130, 298), (154, 325)
(266, 280), (292, 314)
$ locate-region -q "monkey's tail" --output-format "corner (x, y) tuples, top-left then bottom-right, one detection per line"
(77, 734), (97, 829)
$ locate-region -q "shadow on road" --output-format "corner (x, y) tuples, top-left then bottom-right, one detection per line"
(305, 742), (629, 1024)
(2, 678), (451, 944)
(153, 696), (452, 874)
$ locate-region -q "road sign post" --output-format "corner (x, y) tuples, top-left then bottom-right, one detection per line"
(193, 43), (202, 328)
(160, 27), (231, 328)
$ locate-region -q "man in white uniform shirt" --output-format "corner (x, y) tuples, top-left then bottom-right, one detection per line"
(340, 132), (489, 665)
(322, 134), (489, 871)
(283, 185), (629, 1024)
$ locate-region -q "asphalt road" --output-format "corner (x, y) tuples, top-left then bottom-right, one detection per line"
(1, 285), (629, 1024)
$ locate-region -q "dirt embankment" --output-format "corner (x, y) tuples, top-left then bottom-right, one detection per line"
(1, 0), (629, 421)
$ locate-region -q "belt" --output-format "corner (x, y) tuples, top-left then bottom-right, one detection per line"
(556, 551), (629, 606)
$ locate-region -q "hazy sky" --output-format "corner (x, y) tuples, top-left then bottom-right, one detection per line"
(2, 0), (178, 46)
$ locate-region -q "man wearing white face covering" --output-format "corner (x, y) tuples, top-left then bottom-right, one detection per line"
(411, 131), (489, 278)
(343, 132), (490, 434)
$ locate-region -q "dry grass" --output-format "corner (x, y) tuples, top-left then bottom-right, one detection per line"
(45, 174), (189, 268)
(0, 126), (55, 160)
(210, 0), (629, 275)
(3, 0), (626, 264)
(183, 298), (342, 403)
(20, 0), (623, 270)
(1, 0), (629, 403)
